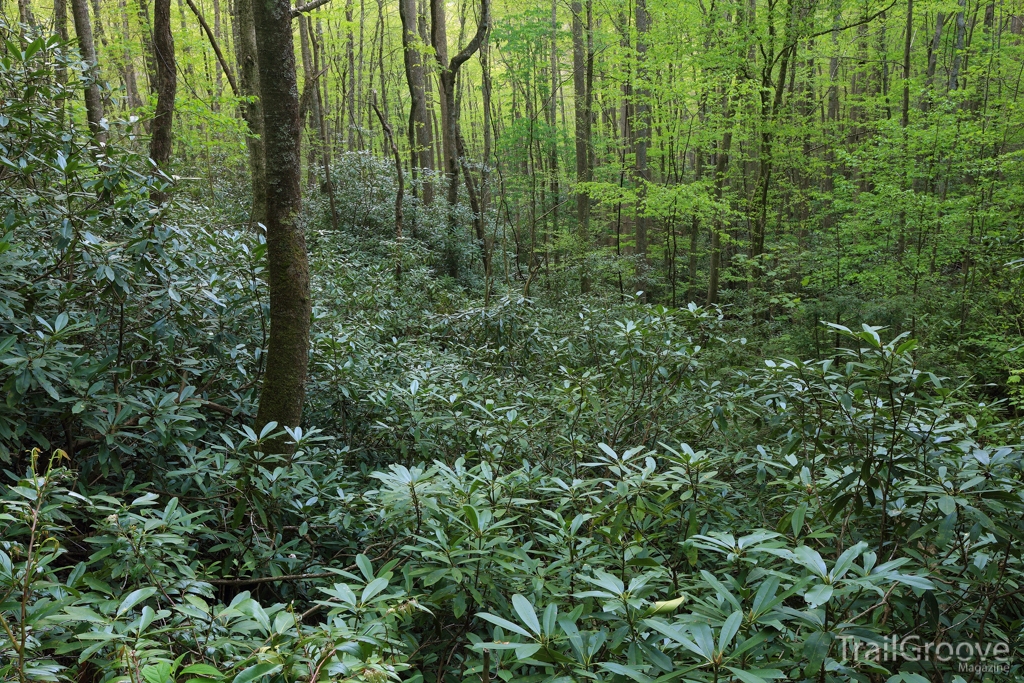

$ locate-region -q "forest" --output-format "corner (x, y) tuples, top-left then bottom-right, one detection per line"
(1, 0), (1023, 677)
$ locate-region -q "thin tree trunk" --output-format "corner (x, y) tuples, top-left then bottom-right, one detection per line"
(119, 0), (144, 110)
(55, 0), (69, 108)
(149, 0), (176, 202)
(902, 0), (913, 128)
(346, 0), (356, 150)
(950, 0), (967, 90)
(138, 0), (158, 94)
(372, 91), (405, 279)
(234, 0), (267, 224)
(548, 0), (559, 262)
(70, 0), (107, 145)
(18, 0), (36, 28)
(251, 0), (312, 439)
(299, 13), (321, 187)
(310, 21), (340, 230)
(925, 11), (945, 97)
(634, 0), (651, 263)
(398, 0), (433, 202)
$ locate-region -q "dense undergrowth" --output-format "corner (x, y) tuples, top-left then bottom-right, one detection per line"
(2, 33), (1024, 683)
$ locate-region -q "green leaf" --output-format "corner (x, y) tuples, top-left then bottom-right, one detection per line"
(476, 612), (533, 639)
(726, 668), (784, 683)
(511, 594), (541, 635)
(599, 662), (653, 683)
(180, 664), (224, 678)
(356, 554), (374, 582)
(718, 610), (742, 652)
(361, 577), (389, 603)
(117, 587), (157, 618)
(804, 584), (833, 607)
(231, 663), (281, 683)
(791, 502), (807, 537)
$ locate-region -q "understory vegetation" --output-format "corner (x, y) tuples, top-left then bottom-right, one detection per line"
(2, 25), (1024, 683)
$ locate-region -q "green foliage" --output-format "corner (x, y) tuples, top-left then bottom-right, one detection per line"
(2, 22), (1023, 683)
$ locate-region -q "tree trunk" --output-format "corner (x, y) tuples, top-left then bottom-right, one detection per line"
(950, 0), (966, 90)
(18, 0), (35, 29)
(70, 0), (107, 145)
(149, 0), (176, 202)
(346, 0), (356, 150)
(924, 12), (945, 110)
(119, 0), (144, 111)
(399, 0), (433, 202)
(902, 0), (913, 128)
(138, 0), (158, 94)
(251, 0), (312, 439)
(634, 0), (651, 262)
(299, 13), (321, 188)
(55, 0), (69, 107)
(234, 0), (267, 224)
(571, 0), (591, 275)
(309, 21), (340, 230)
(429, 0), (490, 277)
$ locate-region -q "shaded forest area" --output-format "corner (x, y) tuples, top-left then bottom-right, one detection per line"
(1, 0), (1024, 678)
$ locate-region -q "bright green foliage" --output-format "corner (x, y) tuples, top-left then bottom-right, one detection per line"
(1, 19), (1023, 683)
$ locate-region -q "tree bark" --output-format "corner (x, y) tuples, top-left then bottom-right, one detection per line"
(398, 0), (433, 202)
(634, 0), (651, 264)
(70, 0), (107, 145)
(234, 0), (267, 224)
(429, 0), (490, 277)
(251, 0), (312, 439)
(138, 0), (158, 94)
(949, 0), (967, 90)
(149, 0), (176, 202)
(55, 0), (69, 105)
(18, 0), (35, 28)
(309, 20), (340, 230)
(119, 0), (144, 111)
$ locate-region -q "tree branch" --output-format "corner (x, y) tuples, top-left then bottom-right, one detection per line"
(184, 0), (238, 96)
(449, 0), (491, 73)
(291, 0), (332, 17)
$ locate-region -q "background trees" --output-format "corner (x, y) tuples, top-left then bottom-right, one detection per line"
(1, 0), (1023, 679)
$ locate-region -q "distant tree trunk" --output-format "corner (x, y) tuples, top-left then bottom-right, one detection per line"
(234, 0), (267, 224)
(149, 0), (176, 202)
(372, 91), (404, 278)
(119, 0), (144, 111)
(548, 0), (559, 255)
(634, 0), (651, 262)
(429, 0), (490, 277)
(18, 0), (35, 28)
(299, 14), (321, 187)
(480, 30), (493, 213)
(54, 0), (69, 101)
(70, 0), (107, 145)
(571, 0), (589, 232)
(213, 0), (223, 95)
(251, 0), (312, 439)
(688, 149), (702, 302)
(399, 0), (433, 202)
(924, 12), (945, 109)
(346, 0), (356, 150)
(902, 0), (913, 128)
(949, 0), (967, 90)
(138, 0), (158, 94)
(90, 0), (106, 47)
(309, 22), (340, 230)
(707, 89), (733, 306)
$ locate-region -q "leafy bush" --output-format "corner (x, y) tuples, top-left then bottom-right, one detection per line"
(2, 26), (1022, 683)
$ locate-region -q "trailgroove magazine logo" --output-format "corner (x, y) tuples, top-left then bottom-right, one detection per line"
(839, 635), (1013, 675)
